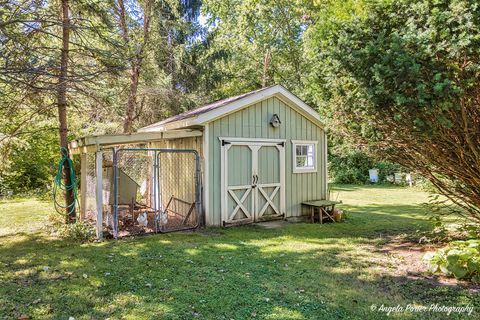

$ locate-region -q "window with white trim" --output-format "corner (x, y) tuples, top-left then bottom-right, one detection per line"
(292, 141), (317, 173)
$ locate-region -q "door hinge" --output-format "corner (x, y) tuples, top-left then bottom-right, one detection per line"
(277, 141), (285, 147)
(222, 140), (231, 146)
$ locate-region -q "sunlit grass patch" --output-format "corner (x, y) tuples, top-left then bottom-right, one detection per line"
(0, 186), (477, 319)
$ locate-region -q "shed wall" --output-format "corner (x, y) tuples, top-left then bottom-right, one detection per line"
(207, 96), (327, 226)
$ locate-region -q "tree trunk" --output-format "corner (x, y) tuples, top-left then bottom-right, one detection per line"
(123, 63), (140, 133)
(118, 0), (152, 134)
(262, 48), (271, 88)
(58, 0), (75, 223)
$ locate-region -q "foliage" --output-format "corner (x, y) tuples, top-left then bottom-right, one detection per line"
(200, 0), (317, 98)
(48, 213), (96, 243)
(307, 0), (480, 223)
(423, 240), (480, 281)
(0, 128), (58, 195)
(329, 150), (401, 184)
(135, 0), (206, 128)
(0, 0), (125, 135)
(329, 151), (373, 184)
(419, 195), (480, 243)
(0, 0), (205, 194)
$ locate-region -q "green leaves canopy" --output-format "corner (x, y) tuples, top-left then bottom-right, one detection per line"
(307, 0), (480, 221)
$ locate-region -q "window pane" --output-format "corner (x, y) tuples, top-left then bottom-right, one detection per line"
(302, 146), (308, 155)
(294, 143), (316, 170)
(296, 156), (307, 167)
(307, 145), (314, 156)
(307, 156), (314, 167)
(296, 145), (303, 156)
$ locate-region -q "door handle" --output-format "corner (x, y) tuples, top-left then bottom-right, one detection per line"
(252, 174), (258, 187)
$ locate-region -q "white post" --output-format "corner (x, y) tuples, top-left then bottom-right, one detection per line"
(279, 144), (286, 216)
(324, 133), (328, 200)
(203, 125), (209, 226)
(80, 153), (87, 220)
(95, 149), (103, 239)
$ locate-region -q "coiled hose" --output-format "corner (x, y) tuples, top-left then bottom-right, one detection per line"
(53, 147), (78, 217)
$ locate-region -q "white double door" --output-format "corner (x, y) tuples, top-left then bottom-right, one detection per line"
(221, 138), (285, 225)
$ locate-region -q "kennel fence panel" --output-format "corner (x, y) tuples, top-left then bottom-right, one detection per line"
(156, 149), (201, 233)
(112, 149), (155, 237)
(111, 148), (201, 238)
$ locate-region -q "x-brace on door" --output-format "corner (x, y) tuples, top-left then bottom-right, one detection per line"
(220, 138), (285, 226)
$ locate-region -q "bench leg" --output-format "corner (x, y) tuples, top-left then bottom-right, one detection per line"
(322, 206), (335, 223)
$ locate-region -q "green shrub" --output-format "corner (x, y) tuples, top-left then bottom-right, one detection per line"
(423, 240), (480, 282)
(48, 214), (96, 242)
(0, 130), (58, 196)
(376, 161), (402, 182)
(329, 151), (372, 184)
(329, 150), (401, 184)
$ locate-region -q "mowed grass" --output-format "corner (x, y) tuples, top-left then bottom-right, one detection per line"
(0, 186), (477, 319)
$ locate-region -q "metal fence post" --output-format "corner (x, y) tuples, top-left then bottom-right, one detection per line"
(194, 151), (204, 228)
(153, 150), (158, 233)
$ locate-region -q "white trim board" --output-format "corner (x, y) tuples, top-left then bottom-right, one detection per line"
(69, 129), (203, 154)
(219, 137), (286, 144)
(220, 139), (286, 225)
(203, 125), (210, 226)
(138, 85), (324, 132)
(292, 140), (318, 174)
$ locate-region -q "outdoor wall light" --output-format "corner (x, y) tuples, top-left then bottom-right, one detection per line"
(270, 114), (281, 128)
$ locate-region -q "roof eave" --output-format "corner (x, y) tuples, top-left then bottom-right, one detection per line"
(69, 129), (203, 154)
(137, 85), (324, 132)
(194, 85), (324, 128)
(137, 117), (200, 132)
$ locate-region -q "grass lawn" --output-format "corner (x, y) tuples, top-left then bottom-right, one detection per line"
(0, 185), (477, 319)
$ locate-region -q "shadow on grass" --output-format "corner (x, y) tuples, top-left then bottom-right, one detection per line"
(330, 184), (409, 192)
(0, 204), (476, 319)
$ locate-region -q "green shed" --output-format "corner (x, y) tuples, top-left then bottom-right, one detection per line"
(138, 85), (327, 226)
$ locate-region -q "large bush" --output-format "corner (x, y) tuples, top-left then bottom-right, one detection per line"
(308, 0), (480, 222)
(329, 150), (401, 184)
(0, 131), (58, 196)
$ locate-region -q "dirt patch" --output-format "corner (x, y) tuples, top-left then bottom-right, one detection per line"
(376, 237), (480, 292)
(255, 220), (290, 229)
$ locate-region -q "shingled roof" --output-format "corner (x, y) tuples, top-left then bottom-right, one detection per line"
(138, 85), (323, 132)
(140, 86), (273, 130)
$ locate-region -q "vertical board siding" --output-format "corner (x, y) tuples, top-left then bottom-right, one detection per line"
(208, 96), (326, 226)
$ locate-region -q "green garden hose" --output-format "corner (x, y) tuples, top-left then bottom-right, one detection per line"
(53, 147), (79, 217)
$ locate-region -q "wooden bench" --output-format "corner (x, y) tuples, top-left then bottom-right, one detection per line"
(302, 200), (342, 224)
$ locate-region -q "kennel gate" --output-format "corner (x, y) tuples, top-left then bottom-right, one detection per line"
(112, 148), (201, 238)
